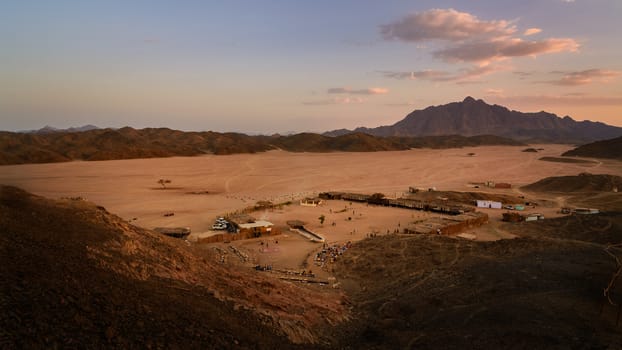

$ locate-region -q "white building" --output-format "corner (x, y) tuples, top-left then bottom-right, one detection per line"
(238, 220), (273, 232)
(525, 213), (545, 221)
(476, 200), (502, 209)
(300, 198), (323, 207)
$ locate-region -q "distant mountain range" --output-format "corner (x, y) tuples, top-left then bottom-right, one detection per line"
(325, 97), (622, 143)
(19, 124), (100, 134)
(4, 97), (619, 165)
(562, 136), (622, 159)
(0, 127), (523, 165)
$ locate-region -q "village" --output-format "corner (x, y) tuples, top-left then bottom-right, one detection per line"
(151, 181), (602, 285)
(3, 145), (613, 288)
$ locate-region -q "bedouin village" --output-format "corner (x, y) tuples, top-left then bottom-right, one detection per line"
(152, 181), (599, 285)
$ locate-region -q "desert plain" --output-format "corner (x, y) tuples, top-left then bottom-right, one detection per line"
(3, 143), (622, 348)
(2, 144), (621, 274)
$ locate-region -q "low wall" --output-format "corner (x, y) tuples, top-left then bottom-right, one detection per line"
(197, 227), (282, 244)
(291, 227), (325, 243)
(404, 212), (488, 235)
(440, 213), (489, 235)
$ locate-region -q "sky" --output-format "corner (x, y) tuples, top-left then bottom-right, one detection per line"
(1, 0), (621, 133)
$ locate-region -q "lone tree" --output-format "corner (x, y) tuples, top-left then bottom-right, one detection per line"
(158, 179), (172, 189)
(318, 214), (326, 225)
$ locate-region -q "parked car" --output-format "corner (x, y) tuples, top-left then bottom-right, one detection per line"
(212, 223), (227, 230)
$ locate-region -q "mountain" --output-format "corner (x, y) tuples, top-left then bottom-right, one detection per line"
(325, 97), (622, 143)
(19, 124), (100, 134)
(0, 127), (523, 165)
(0, 127), (275, 165)
(562, 136), (622, 159)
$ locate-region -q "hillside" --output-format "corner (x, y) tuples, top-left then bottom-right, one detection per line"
(0, 186), (346, 348)
(0, 128), (523, 165)
(522, 172), (622, 193)
(562, 136), (622, 159)
(3, 185), (622, 348)
(332, 229), (622, 349)
(326, 97), (622, 143)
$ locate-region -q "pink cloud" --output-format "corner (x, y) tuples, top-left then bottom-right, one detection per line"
(379, 64), (507, 83)
(485, 88), (505, 97)
(433, 37), (579, 64)
(381, 8), (515, 42)
(544, 69), (621, 86)
(379, 70), (453, 81)
(303, 96), (364, 105)
(327, 87), (389, 95)
(524, 28), (542, 36)
(381, 9), (579, 75)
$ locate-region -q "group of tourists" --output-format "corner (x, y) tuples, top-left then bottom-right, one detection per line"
(315, 241), (352, 267)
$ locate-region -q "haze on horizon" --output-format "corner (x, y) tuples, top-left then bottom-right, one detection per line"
(1, 0), (621, 134)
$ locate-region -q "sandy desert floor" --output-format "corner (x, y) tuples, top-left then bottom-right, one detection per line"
(2, 144), (621, 274)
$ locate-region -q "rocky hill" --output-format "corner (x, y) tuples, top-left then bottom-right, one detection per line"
(0, 128), (523, 165)
(0, 186), (346, 348)
(326, 97), (622, 143)
(562, 136), (622, 159)
(522, 172), (622, 193)
(332, 226), (622, 349)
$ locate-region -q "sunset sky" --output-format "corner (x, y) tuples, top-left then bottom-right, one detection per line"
(2, 0), (621, 133)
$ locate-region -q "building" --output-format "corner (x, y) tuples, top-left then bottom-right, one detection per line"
(238, 220), (274, 236)
(525, 213), (545, 221)
(340, 193), (371, 202)
(574, 208), (600, 215)
(485, 181), (511, 189)
(403, 212), (488, 235)
(476, 200), (502, 209)
(319, 192), (344, 200)
(502, 212), (524, 222)
(300, 197), (323, 207)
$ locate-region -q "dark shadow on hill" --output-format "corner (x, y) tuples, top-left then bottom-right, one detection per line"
(563, 136), (622, 160)
(331, 234), (622, 349)
(0, 186), (344, 348)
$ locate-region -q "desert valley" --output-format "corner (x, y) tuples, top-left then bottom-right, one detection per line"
(3, 2), (622, 348)
(3, 129), (622, 348)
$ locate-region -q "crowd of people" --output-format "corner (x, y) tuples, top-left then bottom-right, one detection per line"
(314, 241), (352, 267)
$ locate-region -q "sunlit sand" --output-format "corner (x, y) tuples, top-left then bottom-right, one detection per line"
(2, 144), (620, 272)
